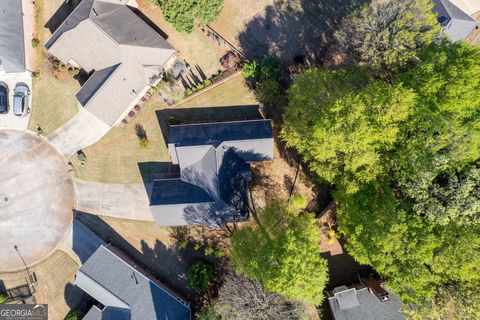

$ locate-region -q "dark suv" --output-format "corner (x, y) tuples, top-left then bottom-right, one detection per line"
(0, 83), (7, 114)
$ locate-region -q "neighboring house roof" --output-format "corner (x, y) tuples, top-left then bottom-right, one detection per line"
(46, 0), (176, 125)
(433, 0), (477, 41)
(150, 119), (274, 227)
(0, 0), (26, 73)
(328, 286), (405, 320)
(451, 0), (480, 15)
(77, 245), (191, 320)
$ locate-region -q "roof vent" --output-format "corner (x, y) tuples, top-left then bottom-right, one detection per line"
(333, 286), (360, 310)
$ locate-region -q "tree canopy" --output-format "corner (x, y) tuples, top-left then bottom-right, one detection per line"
(230, 199), (328, 305)
(282, 41), (480, 305)
(335, 0), (440, 73)
(151, 0), (224, 33)
(214, 272), (308, 320)
(282, 68), (415, 193)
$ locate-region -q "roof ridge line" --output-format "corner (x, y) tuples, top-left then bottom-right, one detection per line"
(170, 118), (268, 127)
(77, 268), (131, 309)
(102, 245), (191, 309)
(78, 63), (122, 107)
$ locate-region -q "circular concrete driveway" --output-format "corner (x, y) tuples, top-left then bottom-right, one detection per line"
(0, 130), (74, 271)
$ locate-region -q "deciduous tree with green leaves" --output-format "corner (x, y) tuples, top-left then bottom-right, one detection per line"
(335, 0), (440, 73)
(406, 285), (480, 320)
(230, 199), (328, 305)
(150, 0), (223, 33)
(282, 42), (480, 305)
(282, 68), (415, 193)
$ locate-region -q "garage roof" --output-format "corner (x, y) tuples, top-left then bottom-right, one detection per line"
(0, 0), (26, 73)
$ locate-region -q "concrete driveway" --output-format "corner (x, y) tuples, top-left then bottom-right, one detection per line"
(75, 179), (155, 221)
(0, 0), (35, 130)
(0, 74), (32, 130)
(47, 108), (110, 157)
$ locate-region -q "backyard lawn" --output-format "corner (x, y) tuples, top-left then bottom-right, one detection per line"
(28, 0), (80, 135)
(71, 74), (258, 183)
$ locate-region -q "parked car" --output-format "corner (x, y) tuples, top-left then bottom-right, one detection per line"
(13, 83), (30, 117)
(0, 83), (8, 114)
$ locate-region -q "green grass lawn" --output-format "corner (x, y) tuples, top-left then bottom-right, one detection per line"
(71, 94), (170, 183)
(72, 73), (259, 183)
(28, 0), (80, 135)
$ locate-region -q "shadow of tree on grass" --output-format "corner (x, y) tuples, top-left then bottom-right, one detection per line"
(237, 0), (367, 64)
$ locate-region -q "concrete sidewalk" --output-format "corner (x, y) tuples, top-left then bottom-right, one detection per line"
(47, 108), (110, 157)
(75, 179), (154, 221)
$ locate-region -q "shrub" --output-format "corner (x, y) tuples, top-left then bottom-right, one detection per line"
(204, 79), (212, 86)
(139, 137), (150, 148)
(168, 116), (178, 125)
(204, 245), (215, 256)
(153, 0), (223, 33)
(68, 67), (80, 76)
(187, 260), (214, 293)
(256, 79), (282, 105)
(195, 307), (220, 320)
(242, 61), (258, 79)
(204, 245), (224, 258)
(191, 86), (198, 92)
(32, 71), (40, 79)
(185, 88), (193, 95)
(196, 83), (205, 90)
(0, 294), (8, 304)
(178, 239), (188, 250)
(31, 38), (40, 48)
(65, 310), (85, 320)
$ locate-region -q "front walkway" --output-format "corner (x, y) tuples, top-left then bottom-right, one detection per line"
(47, 108), (110, 157)
(75, 179), (155, 221)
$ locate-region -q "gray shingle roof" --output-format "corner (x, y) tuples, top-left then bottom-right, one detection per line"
(150, 179), (214, 205)
(0, 0), (26, 73)
(168, 119), (274, 149)
(76, 63), (120, 106)
(83, 306), (131, 320)
(150, 119), (273, 227)
(433, 0), (477, 41)
(329, 287), (405, 320)
(46, 0), (176, 125)
(77, 245), (191, 320)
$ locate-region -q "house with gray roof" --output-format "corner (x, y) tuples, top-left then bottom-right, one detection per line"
(327, 277), (406, 320)
(433, 0), (479, 42)
(45, 0), (176, 126)
(0, 0), (26, 73)
(76, 244), (191, 320)
(149, 119), (274, 227)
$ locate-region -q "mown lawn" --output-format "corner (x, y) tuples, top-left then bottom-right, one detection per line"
(72, 73), (258, 183)
(71, 94), (170, 183)
(28, 0), (80, 135)
(175, 72), (257, 109)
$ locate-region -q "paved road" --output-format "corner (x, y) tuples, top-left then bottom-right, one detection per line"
(75, 179), (155, 221)
(0, 130), (74, 271)
(48, 108), (110, 157)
